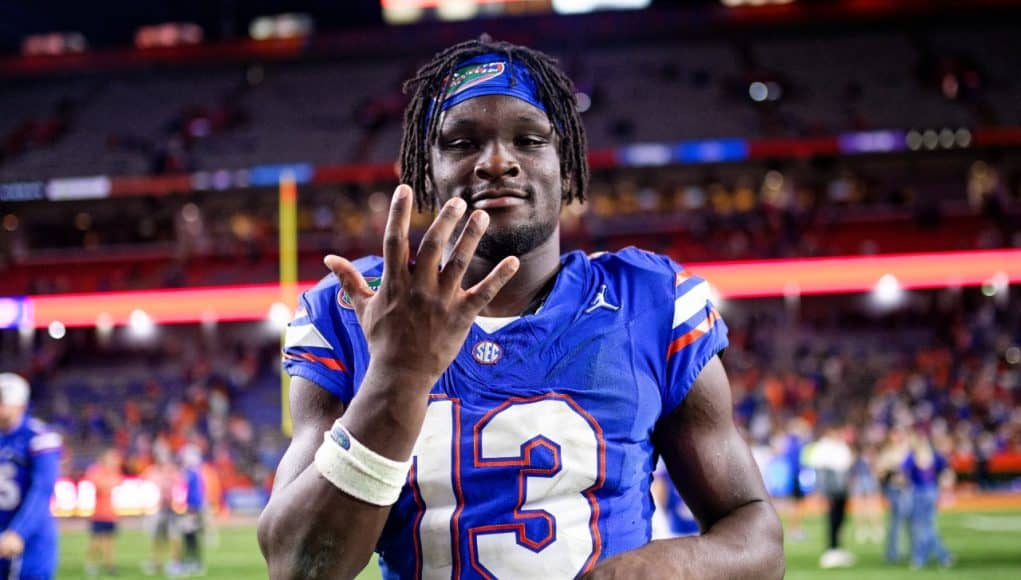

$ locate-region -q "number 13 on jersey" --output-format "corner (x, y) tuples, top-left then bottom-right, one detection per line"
(408, 394), (606, 579)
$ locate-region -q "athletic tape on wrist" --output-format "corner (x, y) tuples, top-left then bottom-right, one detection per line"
(313, 420), (412, 506)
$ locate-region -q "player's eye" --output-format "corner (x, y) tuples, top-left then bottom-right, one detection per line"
(441, 138), (475, 150)
(516, 135), (548, 148)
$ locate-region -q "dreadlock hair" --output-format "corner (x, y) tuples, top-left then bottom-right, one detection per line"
(399, 36), (589, 212)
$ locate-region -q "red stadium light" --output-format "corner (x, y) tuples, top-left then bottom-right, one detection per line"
(691, 249), (1021, 299)
(18, 249), (1019, 329)
(21, 32), (88, 56)
(135, 23), (204, 49)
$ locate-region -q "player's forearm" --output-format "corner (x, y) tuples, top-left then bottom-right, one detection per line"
(339, 361), (432, 462)
(9, 452), (59, 538)
(665, 499), (785, 579)
(260, 364), (433, 580)
(258, 465), (391, 580)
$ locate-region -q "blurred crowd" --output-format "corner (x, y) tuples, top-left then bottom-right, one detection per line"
(14, 329), (287, 511)
(728, 287), (1020, 488)
(4, 155), (1019, 295)
(7, 283), (1016, 519)
(653, 287), (1018, 569)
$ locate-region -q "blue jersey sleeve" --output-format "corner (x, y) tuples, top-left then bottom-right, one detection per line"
(281, 256), (381, 405)
(662, 263), (729, 413)
(8, 430), (61, 539)
(592, 248), (729, 415)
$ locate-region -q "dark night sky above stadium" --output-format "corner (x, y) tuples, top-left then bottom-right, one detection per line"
(0, 0), (710, 53)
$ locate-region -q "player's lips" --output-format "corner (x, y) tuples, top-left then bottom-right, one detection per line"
(470, 188), (529, 209)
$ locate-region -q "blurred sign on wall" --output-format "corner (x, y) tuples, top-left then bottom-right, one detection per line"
(381, 0), (651, 24)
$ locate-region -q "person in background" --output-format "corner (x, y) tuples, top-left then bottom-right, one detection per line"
(805, 423), (856, 569)
(904, 429), (955, 569)
(141, 445), (180, 576)
(170, 445), (205, 577)
(84, 448), (124, 577)
(0, 373), (62, 580)
(650, 460), (700, 539)
(782, 418), (810, 541)
(198, 458), (222, 554)
(850, 439), (884, 544)
(877, 426), (912, 563)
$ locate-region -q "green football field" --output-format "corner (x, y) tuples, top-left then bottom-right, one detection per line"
(55, 510), (1021, 579)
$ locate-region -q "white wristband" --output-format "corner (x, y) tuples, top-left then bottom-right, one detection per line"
(313, 420), (412, 506)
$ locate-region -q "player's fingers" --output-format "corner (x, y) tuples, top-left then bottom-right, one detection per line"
(415, 197), (467, 284)
(462, 256), (520, 313)
(439, 209), (489, 293)
(382, 184), (413, 285)
(324, 254), (373, 310)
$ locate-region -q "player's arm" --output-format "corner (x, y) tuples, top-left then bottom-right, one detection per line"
(257, 376), (387, 580)
(583, 357), (784, 579)
(4, 433), (61, 551)
(259, 185), (518, 580)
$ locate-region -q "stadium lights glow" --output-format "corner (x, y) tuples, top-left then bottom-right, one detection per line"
(982, 271), (1009, 298)
(127, 309), (156, 340)
(21, 32), (87, 56)
(135, 23), (203, 49)
(249, 13), (313, 41)
(575, 92), (592, 113)
(748, 81), (782, 103)
(96, 312), (114, 342)
(53, 478), (165, 518)
(436, 0), (479, 21)
(201, 308), (218, 330)
(381, 0), (653, 19)
(707, 284), (726, 312)
(906, 127), (973, 152)
(48, 320), (66, 340)
(871, 273), (905, 309)
(553, 0), (652, 15)
(783, 281), (800, 309)
(18, 318), (34, 343)
(1006, 347), (1021, 366)
(15, 249), (1019, 329)
(749, 82), (768, 102)
(267, 302), (292, 331)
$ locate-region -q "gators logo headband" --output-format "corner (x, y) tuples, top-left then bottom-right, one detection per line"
(425, 53), (548, 132)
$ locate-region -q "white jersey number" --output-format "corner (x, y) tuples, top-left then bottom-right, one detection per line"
(411, 395), (603, 580)
(0, 463), (21, 511)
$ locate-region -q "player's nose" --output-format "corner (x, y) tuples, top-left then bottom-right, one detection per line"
(474, 141), (520, 181)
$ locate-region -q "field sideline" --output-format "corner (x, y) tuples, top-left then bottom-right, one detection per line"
(55, 509), (1021, 579)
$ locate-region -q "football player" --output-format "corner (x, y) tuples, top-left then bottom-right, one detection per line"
(0, 373), (61, 580)
(259, 38), (783, 579)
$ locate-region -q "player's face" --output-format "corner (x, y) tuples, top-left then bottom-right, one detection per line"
(429, 94), (562, 262)
(0, 403), (24, 431)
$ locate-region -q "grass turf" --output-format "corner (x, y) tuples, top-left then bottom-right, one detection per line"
(55, 509), (1021, 579)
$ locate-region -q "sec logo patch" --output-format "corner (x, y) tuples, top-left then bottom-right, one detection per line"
(338, 277), (381, 309)
(472, 340), (502, 365)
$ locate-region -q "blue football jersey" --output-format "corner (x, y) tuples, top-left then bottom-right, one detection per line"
(0, 415), (61, 578)
(283, 248), (728, 579)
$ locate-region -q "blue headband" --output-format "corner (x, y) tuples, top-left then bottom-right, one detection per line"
(425, 53), (547, 132)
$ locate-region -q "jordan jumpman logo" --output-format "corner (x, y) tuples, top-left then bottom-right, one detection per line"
(584, 284), (620, 314)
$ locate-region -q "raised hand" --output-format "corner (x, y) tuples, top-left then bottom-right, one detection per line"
(324, 184), (519, 385)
